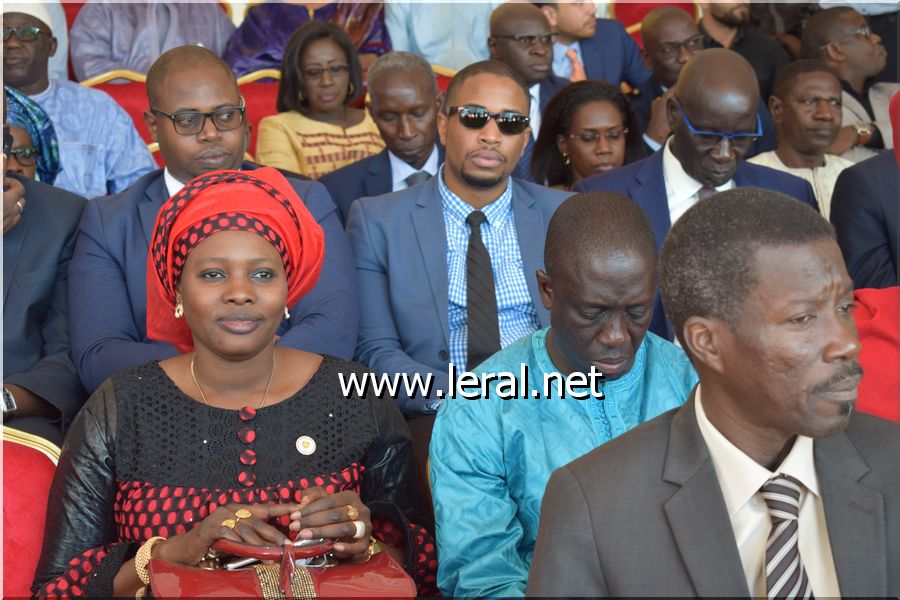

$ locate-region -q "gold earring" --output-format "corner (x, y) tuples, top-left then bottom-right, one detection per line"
(563, 154), (571, 165)
(284, 306), (291, 320)
(174, 302), (183, 319)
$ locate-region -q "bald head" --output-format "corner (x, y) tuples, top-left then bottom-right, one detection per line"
(642, 6), (696, 48)
(488, 3), (554, 86)
(490, 2), (547, 35)
(545, 192), (656, 280)
(146, 45), (236, 107)
(675, 48), (759, 108)
(640, 6), (702, 87)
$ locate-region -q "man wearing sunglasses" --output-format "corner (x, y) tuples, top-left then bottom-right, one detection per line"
(2, 6), (155, 199)
(67, 45), (358, 394)
(348, 60), (569, 417)
(632, 6), (776, 158)
(802, 7), (898, 164)
(576, 49), (816, 340)
(488, 3), (569, 182)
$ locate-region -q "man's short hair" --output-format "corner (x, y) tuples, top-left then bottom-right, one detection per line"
(444, 60), (530, 111)
(545, 191), (657, 278)
(660, 188), (835, 346)
(146, 45), (236, 107)
(367, 51), (438, 98)
(772, 59), (839, 100)
(801, 6), (856, 59)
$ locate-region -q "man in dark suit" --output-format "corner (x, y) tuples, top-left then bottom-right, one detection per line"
(530, 188), (900, 597)
(536, 1), (650, 88)
(632, 6), (776, 157)
(3, 124), (86, 445)
(319, 52), (443, 226)
(576, 49), (816, 339)
(830, 151), (899, 289)
(68, 45), (358, 393)
(487, 2), (569, 181)
(348, 60), (569, 416)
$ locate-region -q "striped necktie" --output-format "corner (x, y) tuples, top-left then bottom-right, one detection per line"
(761, 474), (814, 599)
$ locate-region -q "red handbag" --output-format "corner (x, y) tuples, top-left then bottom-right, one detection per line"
(148, 538), (416, 598)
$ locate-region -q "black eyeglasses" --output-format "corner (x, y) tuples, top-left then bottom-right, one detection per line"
(301, 65), (350, 80)
(8, 147), (37, 166)
(491, 33), (557, 48)
(819, 25), (874, 50)
(447, 106), (530, 135)
(3, 26), (50, 43)
(654, 34), (705, 58)
(150, 98), (246, 136)
(676, 100), (761, 148)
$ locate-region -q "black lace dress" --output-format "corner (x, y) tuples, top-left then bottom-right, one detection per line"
(32, 356), (438, 597)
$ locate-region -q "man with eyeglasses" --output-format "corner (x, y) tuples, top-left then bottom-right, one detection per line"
(576, 49), (816, 340)
(801, 6), (898, 163)
(67, 45), (358, 394)
(488, 2), (569, 183)
(3, 108), (87, 446)
(633, 6), (776, 158)
(534, 1), (649, 88)
(2, 5), (155, 199)
(699, 2), (790, 102)
(348, 60), (569, 417)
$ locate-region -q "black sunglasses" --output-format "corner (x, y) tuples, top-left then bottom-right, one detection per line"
(3, 26), (50, 43)
(447, 106), (530, 135)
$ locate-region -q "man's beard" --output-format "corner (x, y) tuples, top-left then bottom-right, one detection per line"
(717, 7), (748, 28)
(461, 166), (505, 189)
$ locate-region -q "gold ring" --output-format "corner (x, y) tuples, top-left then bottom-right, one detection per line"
(221, 518), (237, 529)
(234, 509), (253, 519)
(346, 505), (359, 521)
(351, 520), (366, 540)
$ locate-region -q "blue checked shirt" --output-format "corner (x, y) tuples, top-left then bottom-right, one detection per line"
(437, 167), (541, 372)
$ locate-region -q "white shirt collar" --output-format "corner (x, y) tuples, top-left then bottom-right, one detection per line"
(662, 138), (734, 205)
(163, 168), (187, 198)
(695, 386), (821, 520)
(388, 145), (439, 191)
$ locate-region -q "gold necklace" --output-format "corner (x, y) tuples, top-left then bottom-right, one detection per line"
(189, 354), (277, 409)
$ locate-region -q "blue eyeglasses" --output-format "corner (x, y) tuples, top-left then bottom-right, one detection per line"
(676, 101), (761, 148)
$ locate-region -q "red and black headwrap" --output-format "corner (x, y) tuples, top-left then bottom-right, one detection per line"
(146, 168), (325, 352)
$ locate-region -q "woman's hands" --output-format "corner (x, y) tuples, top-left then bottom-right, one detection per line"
(153, 503), (303, 567)
(289, 487), (372, 562)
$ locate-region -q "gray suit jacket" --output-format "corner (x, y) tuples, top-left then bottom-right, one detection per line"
(528, 395), (900, 597)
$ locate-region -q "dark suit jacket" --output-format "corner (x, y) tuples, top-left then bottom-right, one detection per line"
(319, 146), (446, 226)
(512, 74), (571, 182)
(528, 396), (900, 597)
(3, 175), (87, 431)
(830, 152), (899, 289)
(68, 163), (359, 393)
(629, 76), (777, 158)
(347, 177), (570, 416)
(579, 19), (651, 87)
(575, 150), (818, 339)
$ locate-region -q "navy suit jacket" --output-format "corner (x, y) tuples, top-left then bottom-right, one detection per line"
(319, 146), (446, 226)
(575, 150), (818, 338)
(3, 176), (87, 430)
(629, 76), (777, 158)
(347, 177), (570, 416)
(513, 74), (571, 182)
(580, 19), (651, 87)
(69, 163), (359, 393)
(830, 152), (899, 289)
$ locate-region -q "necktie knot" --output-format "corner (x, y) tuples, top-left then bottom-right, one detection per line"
(698, 184), (718, 200)
(761, 474), (803, 522)
(404, 171), (431, 187)
(467, 210), (487, 229)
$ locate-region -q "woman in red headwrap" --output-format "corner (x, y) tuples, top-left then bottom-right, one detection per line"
(33, 168), (438, 598)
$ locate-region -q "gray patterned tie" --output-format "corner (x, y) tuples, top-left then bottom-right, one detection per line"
(761, 474), (814, 599)
(404, 171), (431, 187)
(698, 184), (718, 200)
(465, 210), (500, 369)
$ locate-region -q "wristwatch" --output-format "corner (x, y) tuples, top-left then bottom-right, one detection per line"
(854, 122), (874, 147)
(2, 388), (17, 418)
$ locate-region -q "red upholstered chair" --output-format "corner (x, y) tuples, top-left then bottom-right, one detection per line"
(608, 1), (699, 47)
(3, 427), (61, 598)
(236, 69), (281, 162)
(431, 64), (456, 95)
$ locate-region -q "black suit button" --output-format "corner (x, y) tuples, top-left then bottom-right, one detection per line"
(438, 350), (449, 361)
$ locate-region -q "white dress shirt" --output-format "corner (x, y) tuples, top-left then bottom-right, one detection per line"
(662, 139), (735, 226)
(164, 168), (186, 197)
(694, 388), (841, 598)
(388, 145), (440, 192)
